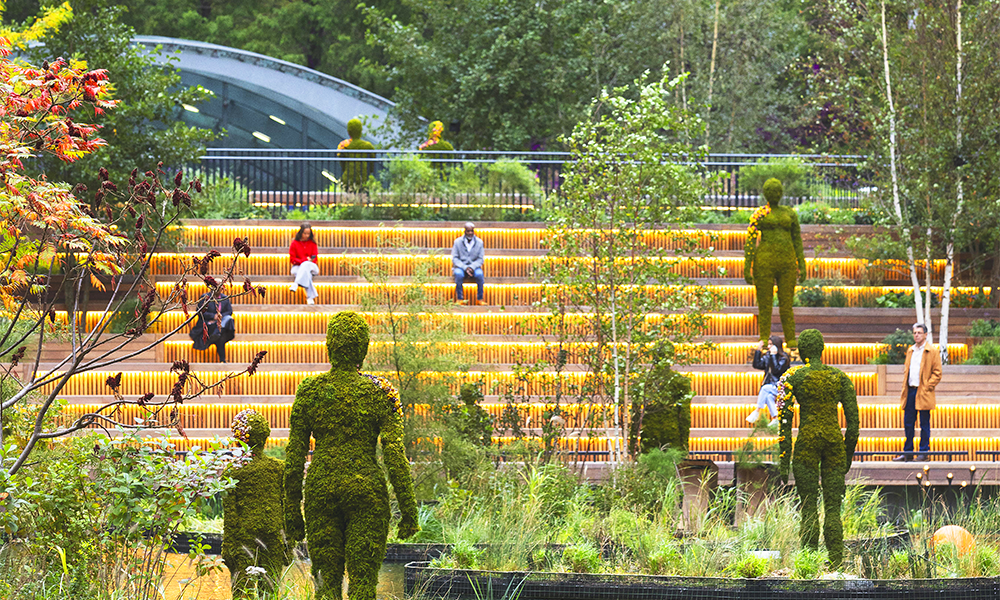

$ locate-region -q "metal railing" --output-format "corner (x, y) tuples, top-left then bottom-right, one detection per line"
(191, 149), (869, 213)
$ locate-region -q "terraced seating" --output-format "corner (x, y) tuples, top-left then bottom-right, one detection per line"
(39, 219), (1000, 477)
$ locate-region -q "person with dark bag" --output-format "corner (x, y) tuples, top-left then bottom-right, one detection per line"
(747, 335), (791, 426)
(190, 286), (235, 362)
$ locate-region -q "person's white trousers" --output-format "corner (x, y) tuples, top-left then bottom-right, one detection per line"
(291, 261), (320, 300)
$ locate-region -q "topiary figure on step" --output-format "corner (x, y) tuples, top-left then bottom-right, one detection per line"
(744, 178), (807, 347)
(419, 120), (454, 170)
(631, 359), (694, 456)
(777, 329), (859, 568)
(223, 409), (290, 598)
(337, 118), (376, 191)
(284, 311), (419, 600)
(455, 383), (493, 446)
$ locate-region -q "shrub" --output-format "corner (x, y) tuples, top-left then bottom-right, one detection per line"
(451, 538), (484, 569)
(383, 154), (439, 197)
(882, 549), (912, 579)
(795, 201), (834, 224)
(730, 553), (769, 578)
(795, 284), (827, 307)
(951, 291), (992, 309)
(827, 288), (849, 308)
(486, 159), (542, 198)
(562, 542), (601, 573)
(870, 329), (914, 364)
(792, 548), (825, 579)
(185, 177), (268, 219)
(738, 157), (813, 200)
(969, 319), (1000, 337)
(967, 340), (1000, 365)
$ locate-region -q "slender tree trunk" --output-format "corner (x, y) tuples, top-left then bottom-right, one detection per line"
(940, 0), (964, 364)
(705, 0), (721, 147)
(881, 0), (926, 325)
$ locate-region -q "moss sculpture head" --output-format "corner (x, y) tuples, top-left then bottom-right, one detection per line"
(326, 311), (370, 369)
(232, 409), (270, 452)
(459, 383), (483, 407)
(763, 178), (784, 207)
(347, 118), (363, 140)
(798, 329), (825, 363)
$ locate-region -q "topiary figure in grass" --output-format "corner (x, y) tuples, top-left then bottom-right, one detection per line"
(284, 311), (419, 600)
(777, 329), (859, 568)
(744, 178), (807, 347)
(631, 360), (694, 455)
(223, 409), (290, 598)
(337, 118), (376, 191)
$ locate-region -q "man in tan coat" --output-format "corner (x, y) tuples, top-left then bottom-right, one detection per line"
(893, 323), (942, 462)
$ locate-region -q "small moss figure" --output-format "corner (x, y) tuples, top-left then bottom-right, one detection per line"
(632, 362), (694, 455)
(284, 311), (419, 600)
(337, 118), (376, 191)
(777, 329), (859, 568)
(223, 409), (290, 598)
(744, 178), (807, 347)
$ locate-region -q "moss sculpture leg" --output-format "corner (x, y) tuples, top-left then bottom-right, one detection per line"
(344, 499), (390, 600)
(307, 509), (347, 599)
(821, 446), (847, 568)
(224, 554), (252, 598)
(753, 258), (798, 344)
(775, 265), (797, 345)
(793, 453), (821, 551)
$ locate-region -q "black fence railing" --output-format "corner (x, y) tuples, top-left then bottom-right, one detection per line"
(191, 149), (869, 213)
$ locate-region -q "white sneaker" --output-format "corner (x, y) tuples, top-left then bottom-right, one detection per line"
(289, 283), (298, 292)
(306, 298), (315, 305)
(769, 417), (780, 427)
(746, 409), (760, 424)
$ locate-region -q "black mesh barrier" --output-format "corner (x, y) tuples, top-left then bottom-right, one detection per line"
(405, 562), (1000, 600)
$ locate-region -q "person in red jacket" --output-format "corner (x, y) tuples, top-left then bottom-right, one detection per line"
(289, 223), (319, 304)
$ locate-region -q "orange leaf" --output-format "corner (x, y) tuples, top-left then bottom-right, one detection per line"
(89, 273), (105, 291)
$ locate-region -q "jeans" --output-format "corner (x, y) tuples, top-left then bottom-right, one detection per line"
(291, 261), (320, 300)
(454, 267), (484, 300)
(755, 383), (778, 418)
(903, 386), (931, 452)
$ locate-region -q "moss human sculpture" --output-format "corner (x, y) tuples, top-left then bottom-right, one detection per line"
(337, 118), (376, 191)
(744, 178), (807, 347)
(632, 362), (694, 455)
(223, 409), (289, 598)
(777, 329), (859, 568)
(284, 311), (419, 600)
(455, 383), (493, 446)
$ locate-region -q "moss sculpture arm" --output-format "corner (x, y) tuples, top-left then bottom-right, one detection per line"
(778, 369), (800, 483)
(840, 375), (859, 474)
(382, 402), (419, 539)
(790, 210), (807, 283)
(283, 381), (313, 542)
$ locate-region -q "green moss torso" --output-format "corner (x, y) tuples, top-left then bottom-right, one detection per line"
(222, 453), (288, 597)
(340, 138), (376, 191)
(754, 206), (802, 269)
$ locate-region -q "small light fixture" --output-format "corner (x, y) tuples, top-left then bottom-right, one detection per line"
(269, 115), (286, 125)
(923, 464), (930, 472)
(961, 481), (968, 488)
(252, 131), (271, 143)
(181, 103), (200, 113)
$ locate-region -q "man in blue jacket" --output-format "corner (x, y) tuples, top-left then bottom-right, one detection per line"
(451, 222), (485, 305)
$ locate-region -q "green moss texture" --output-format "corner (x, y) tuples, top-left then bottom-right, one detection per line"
(339, 118), (376, 191)
(284, 311), (419, 600)
(777, 329), (859, 568)
(223, 410), (289, 598)
(456, 383), (493, 446)
(744, 178), (807, 346)
(633, 363), (693, 455)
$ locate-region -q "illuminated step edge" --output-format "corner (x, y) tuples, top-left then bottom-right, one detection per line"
(58, 403), (1000, 432)
(160, 340), (969, 366)
(39, 369), (881, 397)
(153, 282), (996, 309)
(147, 254), (936, 281)
(76, 432), (1000, 461)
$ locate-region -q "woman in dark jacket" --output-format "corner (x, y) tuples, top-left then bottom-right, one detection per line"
(190, 289), (235, 362)
(747, 335), (790, 425)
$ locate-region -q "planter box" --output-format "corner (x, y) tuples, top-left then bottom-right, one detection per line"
(405, 561), (1000, 600)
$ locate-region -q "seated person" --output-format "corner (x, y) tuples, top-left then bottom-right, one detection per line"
(190, 285), (235, 362)
(451, 222), (485, 305)
(289, 222), (319, 305)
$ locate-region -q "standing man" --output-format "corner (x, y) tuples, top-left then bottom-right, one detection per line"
(894, 323), (942, 462)
(452, 222), (485, 305)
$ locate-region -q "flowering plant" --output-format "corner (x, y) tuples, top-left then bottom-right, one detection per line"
(419, 120), (445, 150)
(231, 409), (257, 444)
(744, 204), (772, 257)
(361, 372), (402, 415)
